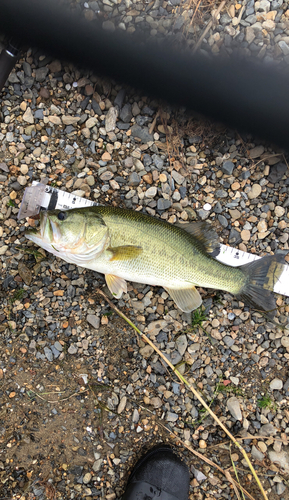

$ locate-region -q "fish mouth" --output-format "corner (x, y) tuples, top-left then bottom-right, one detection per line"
(25, 211), (55, 243)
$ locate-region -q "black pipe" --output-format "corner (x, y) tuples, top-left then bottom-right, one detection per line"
(0, 41), (19, 92)
(0, 0), (288, 150)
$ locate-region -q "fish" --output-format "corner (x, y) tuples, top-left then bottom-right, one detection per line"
(25, 206), (285, 317)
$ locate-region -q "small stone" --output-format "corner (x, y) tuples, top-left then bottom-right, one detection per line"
(281, 336), (289, 348)
(145, 186), (157, 198)
(86, 314), (100, 329)
(117, 396), (127, 414)
(23, 107), (34, 124)
(249, 145), (264, 158)
(221, 160), (235, 175)
(267, 163), (287, 183)
(140, 345), (154, 358)
(175, 334), (187, 356)
(105, 107), (118, 132)
(262, 19), (275, 30)
(241, 229), (251, 241)
(83, 472), (92, 484)
(102, 152), (111, 161)
(278, 40), (289, 56)
(131, 125), (153, 143)
(251, 445), (265, 461)
(150, 397), (162, 408)
(44, 347), (53, 362)
(119, 103), (132, 123)
(270, 378), (283, 391)
(166, 412), (178, 422)
(199, 440), (207, 449)
(191, 468), (207, 482)
(68, 345), (78, 354)
(227, 397), (242, 421)
(274, 206), (285, 217)
(157, 198), (171, 211)
(48, 116), (61, 125)
(86, 117), (98, 128)
(35, 67), (49, 82)
(93, 459), (103, 472)
(268, 450), (289, 473)
(62, 116), (81, 125)
(248, 184), (262, 199)
(260, 423), (277, 436)
(128, 172), (140, 186)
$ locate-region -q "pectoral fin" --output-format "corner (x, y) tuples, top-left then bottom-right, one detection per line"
(109, 245), (143, 261)
(165, 286), (202, 313)
(105, 274), (127, 299)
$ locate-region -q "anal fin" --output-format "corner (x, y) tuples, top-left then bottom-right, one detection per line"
(105, 274), (127, 299)
(165, 286), (202, 313)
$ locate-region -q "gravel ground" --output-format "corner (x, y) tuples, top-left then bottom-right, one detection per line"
(1, 1), (289, 499)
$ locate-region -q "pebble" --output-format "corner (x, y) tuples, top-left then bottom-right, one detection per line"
(221, 160), (235, 175)
(248, 184), (262, 199)
(105, 107), (118, 132)
(227, 397), (242, 421)
(270, 378), (283, 390)
(22, 107), (34, 124)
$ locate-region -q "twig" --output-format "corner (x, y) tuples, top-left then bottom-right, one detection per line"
(94, 289), (269, 500)
(27, 388), (89, 403)
(193, 0), (226, 53)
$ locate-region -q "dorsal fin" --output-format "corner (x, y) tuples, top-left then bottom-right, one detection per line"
(175, 221), (220, 255)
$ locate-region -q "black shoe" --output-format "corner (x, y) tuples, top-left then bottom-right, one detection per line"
(122, 444), (190, 500)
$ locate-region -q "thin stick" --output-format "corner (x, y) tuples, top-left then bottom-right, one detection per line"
(193, 1), (226, 53)
(95, 289), (269, 500)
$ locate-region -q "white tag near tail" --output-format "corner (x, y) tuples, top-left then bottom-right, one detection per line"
(18, 181), (289, 297)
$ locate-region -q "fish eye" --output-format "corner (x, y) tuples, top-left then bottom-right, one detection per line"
(57, 211), (67, 221)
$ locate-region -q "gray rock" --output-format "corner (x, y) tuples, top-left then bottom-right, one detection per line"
(218, 214), (228, 227)
(8, 72), (20, 83)
(117, 396), (127, 414)
(227, 397), (242, 420)
(50, 345), (60, 359)
(23, 61), (32, 76)
(260, 423), (277, 436)
(164, 350), (182, 366)
(191, 467), (207, 482)
(223, 336), (235, 347)
(131, 125), (153, 143)
(34, 109), (44, 119)
(249, 145), (265, 158)
(166, 412), (178, 422)
(198, 209), (210, 220)
(215, 189), (228, 198)
(175, 334), (187, 356)
(120, 103), (132, 123)
(267, 162), (287, 183)
(128, 172), (140, 186)
(251, 445), (265, 461)
(35, 67), (49, 82)
(105, 106), (118, 132)
(270, 378), (283, 391)
(114, 89), (126, 109)
(68, 345), (78, 354)
(268, 450), (289, 473)
(157, 198), (171, 210)
(132, 409), (139, 423)
(204, 365), (213, 378)
(44, 346), (53, 362)
(93, 459), (103, 472)
(152, 154), (164, 169)
(276, 482), (286, 495)
(86, 314), (100, 329)
(278, 40), (289, 56)
(221, 160), (235, 175)
(54, 341), (63, 352)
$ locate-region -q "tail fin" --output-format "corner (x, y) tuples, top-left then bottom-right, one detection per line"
(236, 254), (285, 318)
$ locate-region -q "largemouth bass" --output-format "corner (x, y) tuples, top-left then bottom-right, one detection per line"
(25, 206), (284, 316)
